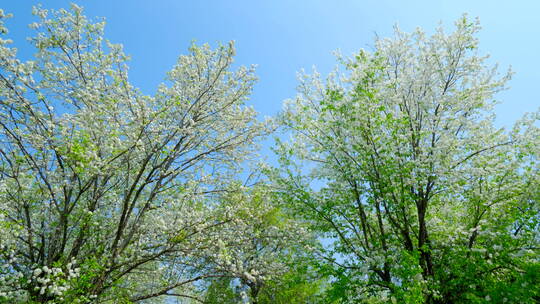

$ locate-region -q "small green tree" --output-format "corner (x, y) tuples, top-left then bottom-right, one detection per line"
(200, 184), (315, 304)
(204, 277), (240, 304)
(257, 261), (325, 304)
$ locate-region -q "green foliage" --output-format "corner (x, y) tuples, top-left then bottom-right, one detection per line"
(204, 278), (240, 304)
(257, 262), (325, 304)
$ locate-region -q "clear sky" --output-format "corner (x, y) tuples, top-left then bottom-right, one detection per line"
(2, 0), (539, 128)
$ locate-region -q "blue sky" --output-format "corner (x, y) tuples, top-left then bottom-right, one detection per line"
(2, 0), (539, 128)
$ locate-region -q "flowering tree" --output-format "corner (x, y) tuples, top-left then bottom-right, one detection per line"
(275, 16), (540, 303)
(0, 5), (276, 303)
(200, 184), (314, 303)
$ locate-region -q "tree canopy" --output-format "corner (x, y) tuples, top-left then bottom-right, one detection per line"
(0, 5), (538, 304)
(0, 5), (308, 303)
(275, 16), (539, 303)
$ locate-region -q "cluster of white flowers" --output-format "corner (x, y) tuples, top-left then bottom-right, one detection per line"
(0, 229), (28, 302)
(30, 261), (80, 299)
